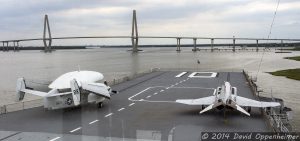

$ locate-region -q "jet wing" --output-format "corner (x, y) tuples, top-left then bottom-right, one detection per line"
(176, 96), (215, 105)
(81, 83), (110, 99)
(235, 96), (280, 107)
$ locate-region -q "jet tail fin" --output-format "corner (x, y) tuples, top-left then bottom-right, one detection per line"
(16, 78), (26, 101)
(70, 79), (81, 106)
(228, 100), (250, 116)
(199, 102), (222, 114)
(235, 104), (250, 116)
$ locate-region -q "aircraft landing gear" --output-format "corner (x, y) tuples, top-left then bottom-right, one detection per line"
(98, 102), (103, 108)
(247, 107), (251, 113)
(201, 105), (206, 110)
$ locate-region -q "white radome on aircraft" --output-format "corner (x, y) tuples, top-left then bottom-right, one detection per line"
(176, 79), (280, 116)
(16, 71), (116, 110)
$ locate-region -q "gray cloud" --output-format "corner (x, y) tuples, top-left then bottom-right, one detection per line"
(0, 0), (299, 45)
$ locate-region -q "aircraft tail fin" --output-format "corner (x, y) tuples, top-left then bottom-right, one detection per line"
(228, 100), (250, 116)
(226, 73), (230, 82)
(199, 102), (222, 114)
(70, 79), (81, 106)
(16, 78), (26, 101)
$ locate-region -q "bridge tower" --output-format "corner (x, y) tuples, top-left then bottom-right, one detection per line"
(43, 14), (52, 53)
(131, 10), (139, 52)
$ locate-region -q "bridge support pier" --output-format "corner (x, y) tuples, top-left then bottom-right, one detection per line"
(1, 42), (4, 52)
(176, 38), (181, 52)
(4, 42), (9, 52)
(256, 40), (259, 52)
(233, 38), (236, 52)
(43, 14), (52, 53)
(13, 41), (20, 51)
(192, 38), (197, 52)
(280, 40), (283, 51)
(131, 10), (139, 53)
(211, 39), (214, 52)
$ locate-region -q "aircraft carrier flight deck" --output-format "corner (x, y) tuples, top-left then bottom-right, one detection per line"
(0, 71), (274, 141)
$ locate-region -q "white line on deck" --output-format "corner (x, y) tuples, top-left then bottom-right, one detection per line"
(170, 85), (174, 87)
(160, 90), (164, 92)
(175, 72), (187, 77)
(49, 137), (61, 141)
(118, 108), (125, 111)
(89, 120), (99, 125)
(105, 113), (113, 117)
(166, 87), (169, 89)
(175, 83), (178, 85)
(70, 127), (81, 133)
(129, 103), (135, 106)
(146, 95), (151, 98)
(153, 92), (158, 95)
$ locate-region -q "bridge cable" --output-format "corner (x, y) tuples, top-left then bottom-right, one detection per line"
(256, 0), (280, 79)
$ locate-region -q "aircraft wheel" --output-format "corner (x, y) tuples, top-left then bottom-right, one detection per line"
(247, 107), (251, 113)
(98, 102), (103, 108)
(202, 105), (205, 110)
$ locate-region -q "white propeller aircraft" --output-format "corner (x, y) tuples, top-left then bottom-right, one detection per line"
(176, 80), (280, 116)
(16, 71), (116, 110)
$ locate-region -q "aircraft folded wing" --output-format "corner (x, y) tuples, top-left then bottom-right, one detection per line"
(176, 96), (215, 105)
(236, 96), (280, 107)
(81, 83), (110, 99)
(21, 89), (48, 97)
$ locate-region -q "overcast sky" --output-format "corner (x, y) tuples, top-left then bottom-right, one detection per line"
(0, 0), (299, 45)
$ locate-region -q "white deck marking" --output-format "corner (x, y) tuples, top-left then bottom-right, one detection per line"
(188, 72), (218, 78)
(160, 90), (164, 92)
(128, 86), (165, 101)
(105, 113), (113, 117)
(175, 83), (178, 85)
(154, 92), (158, 95)
(89, 120), (99, 125)
(171, 87), (214, 89)
(70, 127), (81, 133)
(146, 95), (151, 98)
(49, 137), (61, 141)
(170, 85), (174, 87)
(175, 72), (187, 77)
(118, 108), (125, 111)
(129, 103), (135, 106)
(166, 87), (170, 89)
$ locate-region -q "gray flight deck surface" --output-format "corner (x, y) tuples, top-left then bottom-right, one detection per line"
(0, 71), (271, 141)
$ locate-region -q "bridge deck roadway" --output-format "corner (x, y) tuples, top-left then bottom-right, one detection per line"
(0, 71), (270, 141)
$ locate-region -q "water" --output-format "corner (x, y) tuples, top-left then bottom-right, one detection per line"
(0, 47), (299, 130)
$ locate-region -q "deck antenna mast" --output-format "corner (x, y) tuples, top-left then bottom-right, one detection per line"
(78, 65), (81, 72)
(256, 0), (280, 79)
